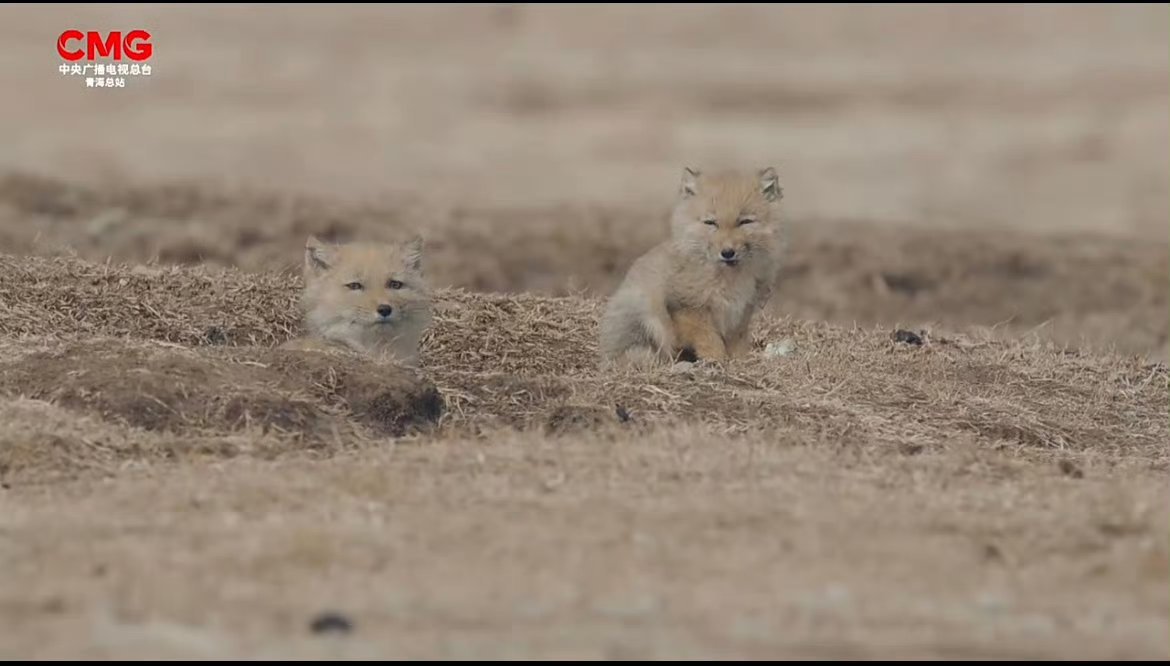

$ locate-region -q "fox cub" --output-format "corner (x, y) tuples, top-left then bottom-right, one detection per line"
(599, 167), (784, 366)
(282, 235), (433, 366)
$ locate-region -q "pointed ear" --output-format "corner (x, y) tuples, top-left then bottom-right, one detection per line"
(759, 167), (782, 202)
(680, 167), (700, 198)
(402, 235), (424, 272)
(304, 235), (332, 275)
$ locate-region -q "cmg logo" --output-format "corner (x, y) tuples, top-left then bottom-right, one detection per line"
(57, 30), (153, 62)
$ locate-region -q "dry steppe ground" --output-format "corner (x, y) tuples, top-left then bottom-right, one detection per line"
(0, 4), (1167, 660)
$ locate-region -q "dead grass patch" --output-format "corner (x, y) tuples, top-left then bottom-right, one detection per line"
(2, 173), (1165, 360)
(0, 252), (1165, 483)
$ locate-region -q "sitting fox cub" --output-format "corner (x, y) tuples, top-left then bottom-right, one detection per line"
(599, 167), (784, 366)
(282, 235), (433, 366)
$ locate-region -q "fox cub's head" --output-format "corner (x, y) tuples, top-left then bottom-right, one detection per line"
(301, 235), (432, 340)
(670, 167), (783, 268)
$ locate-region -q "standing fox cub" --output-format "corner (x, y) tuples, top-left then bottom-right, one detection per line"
(282, 235), (433, 366)
(599, 167), (784, 366)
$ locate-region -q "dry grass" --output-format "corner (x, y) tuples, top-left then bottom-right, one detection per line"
(2, 252), (1165, 485)
(0, 251), (301, 347)
(1, 252), (1164, 657)
(3, 174), (1166, 361)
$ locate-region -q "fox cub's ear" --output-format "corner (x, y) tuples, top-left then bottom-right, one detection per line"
(402, 235), (424, 272)
(759, 167), (782, 202)
(305, 235), (333, 274)
(680, 167), (700, 198)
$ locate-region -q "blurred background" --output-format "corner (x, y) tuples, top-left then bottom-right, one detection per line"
(1, 4), (1167, 358)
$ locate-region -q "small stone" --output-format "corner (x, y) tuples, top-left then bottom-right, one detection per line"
(309, 611), (353, 635)
(898, 442), (925, 456)
(205, 326), (227, 345)
(893, 329), (924, 346)
(615, 405), (630, 423)
(1058, 458), (1084, 479)
(764, 338), (797, 357)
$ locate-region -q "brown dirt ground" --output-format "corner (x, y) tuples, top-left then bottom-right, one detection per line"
(0, 4), (1167, 660)
(0, 254), (1166, 659)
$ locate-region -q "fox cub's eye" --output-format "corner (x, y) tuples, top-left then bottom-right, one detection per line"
(737, 217), (756, 226)
(387, 279), (404, 290)
(701, 218), (718, 226)
(345, 282), (364, 291)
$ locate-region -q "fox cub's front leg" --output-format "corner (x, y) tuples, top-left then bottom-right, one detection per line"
(671, 308), (727, 361)
(726, 325), (754, 358)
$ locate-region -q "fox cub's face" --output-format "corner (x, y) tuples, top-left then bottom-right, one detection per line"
(302, 235), (431, 336)
(670, 167), (783, 268)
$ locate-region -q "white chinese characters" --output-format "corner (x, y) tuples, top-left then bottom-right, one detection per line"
(60, 60), (152, 89)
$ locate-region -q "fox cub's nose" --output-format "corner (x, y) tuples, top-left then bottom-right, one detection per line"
(720, 248), (737, 260)
(376, 304), (393, 318)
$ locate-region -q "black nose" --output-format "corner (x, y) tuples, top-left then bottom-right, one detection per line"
(720, 248), (737, 260)
(376, 304), (393, 317)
